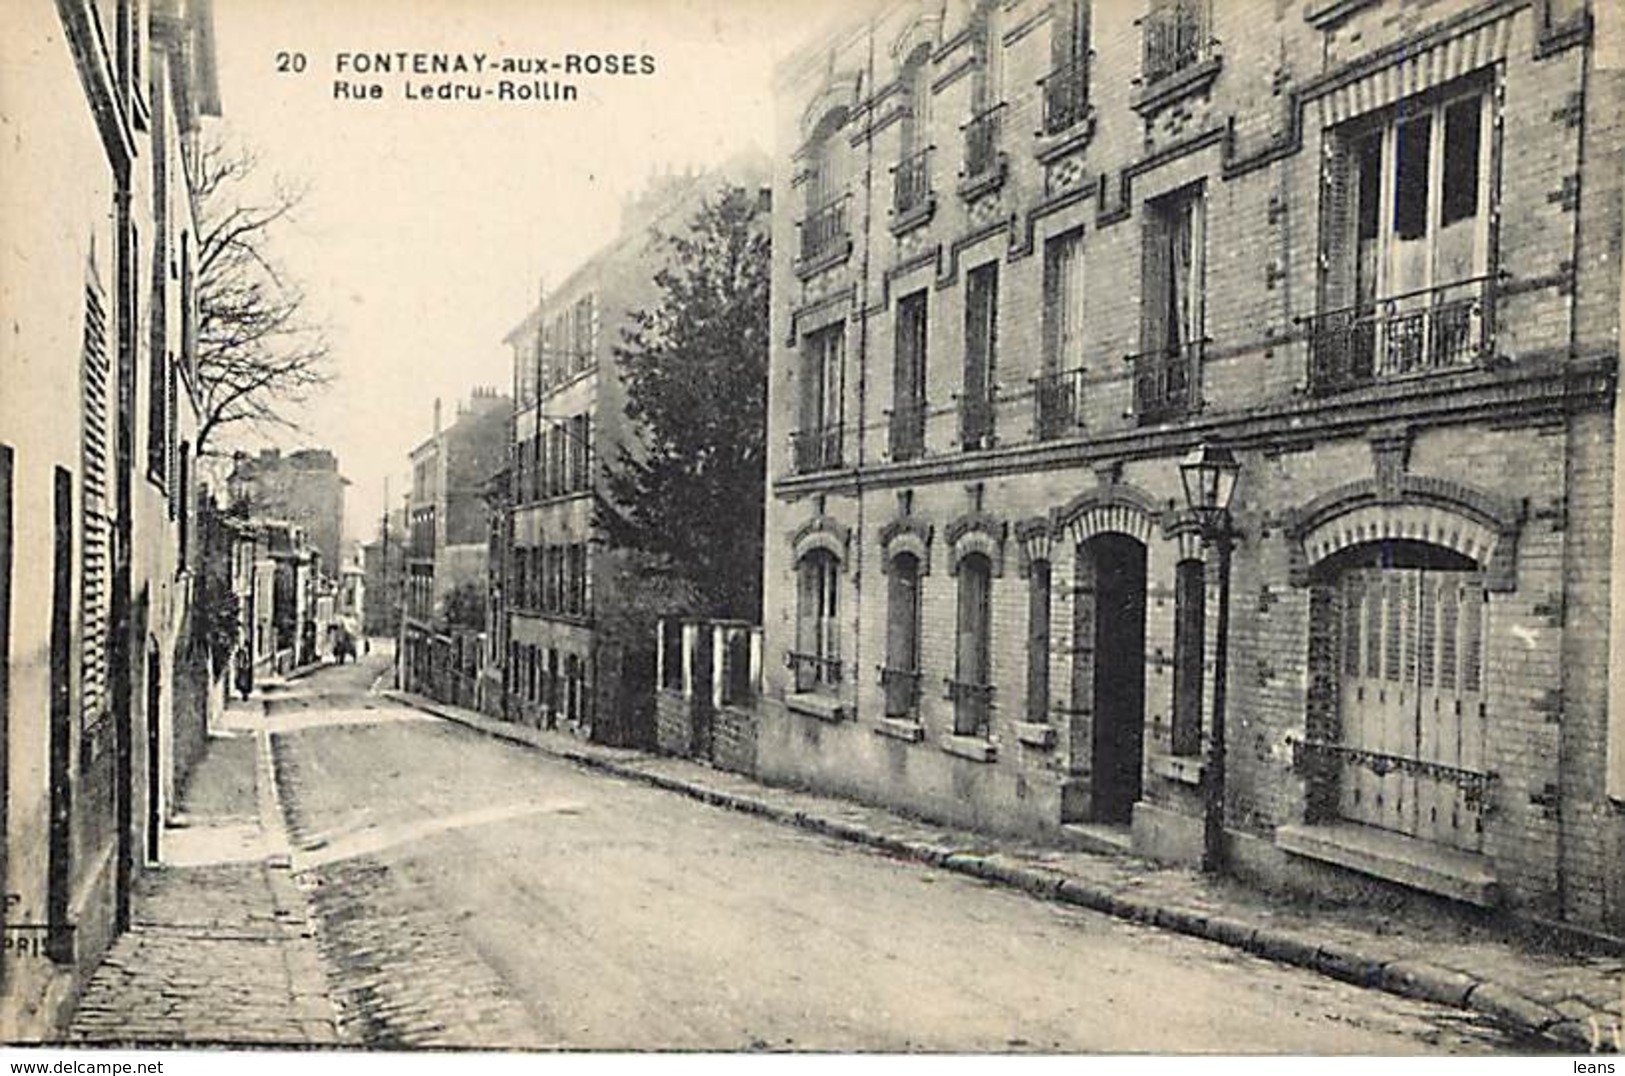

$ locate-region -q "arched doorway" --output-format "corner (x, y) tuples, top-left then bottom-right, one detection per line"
(1309, 539), (1488, 851)
(1072, 533), (1148, 824)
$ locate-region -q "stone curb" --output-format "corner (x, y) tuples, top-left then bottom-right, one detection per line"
(392, 691), (1594, 1053)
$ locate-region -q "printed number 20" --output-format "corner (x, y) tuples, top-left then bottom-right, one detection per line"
(275, 52), (308, 74)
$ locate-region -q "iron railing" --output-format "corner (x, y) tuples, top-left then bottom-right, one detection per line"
(1041, 56), (1090, 135)
(800, 197), (848, 264)
(958, 389), (996, 450)
(790, 423), (843, 474)
(963, 104), (1004, 183)
(1143, 0), (1210, 85)
(1305, 277), (1495, 395)
(894, 147), (933, 220)
(879, 666), (922, 718)
(888, 400), (927, 461)
(946, 678), (995, 738)
(787, 649), (842, 692)
(1033, 366), (1085, 440)
(1129, 339), (1202, 423)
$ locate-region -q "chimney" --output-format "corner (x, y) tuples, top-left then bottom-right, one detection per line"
(433, 397), (442, 437)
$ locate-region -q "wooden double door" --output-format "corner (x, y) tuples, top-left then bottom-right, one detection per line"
(1336, 567), (1488, 851)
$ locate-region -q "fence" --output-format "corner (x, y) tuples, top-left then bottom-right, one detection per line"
(655, 617), (762, 775)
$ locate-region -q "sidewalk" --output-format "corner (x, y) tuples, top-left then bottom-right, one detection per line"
(66, 699), (342, 1047)
(391, 689), (1624, 1055)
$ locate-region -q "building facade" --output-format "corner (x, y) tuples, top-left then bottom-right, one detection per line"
(499, 164), (767, 746)
(399, 390), (511, 697)
(227, 447), (348, 582)
(0, 0), (221, 1038)
(763, 0), (1623, 934)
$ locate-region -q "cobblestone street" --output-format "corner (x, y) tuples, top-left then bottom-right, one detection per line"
(248, 658), (1531, 1053)
(55, 657), (1618, 1052)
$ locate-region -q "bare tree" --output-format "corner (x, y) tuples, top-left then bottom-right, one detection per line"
(192, 130), (332, 457)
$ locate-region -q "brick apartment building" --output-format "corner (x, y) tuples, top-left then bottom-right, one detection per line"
(0, 0), (222, 1037)
(227, 447), (348, 582)
(499, 161), (767, 746)
(400, 390), (511, 703)
(761, 0), (1623, 935)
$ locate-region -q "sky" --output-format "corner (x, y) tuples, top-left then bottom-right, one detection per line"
(210, 0), (831, 544)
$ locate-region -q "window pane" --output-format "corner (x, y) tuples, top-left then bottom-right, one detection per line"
(1442, 97), (1482, 227)
(1394, 115), (1432, 241)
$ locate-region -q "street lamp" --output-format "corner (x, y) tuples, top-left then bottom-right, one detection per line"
(1179, 442), (1240, 874)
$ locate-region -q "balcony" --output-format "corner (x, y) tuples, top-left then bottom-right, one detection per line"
(1305, 277), (1495, 396)
(1133, 0), (1220, 116)
(1143, 0), (1210, 84)
(790, 423), (843, 474)
(1033, 366), (1085, 441)
(891, 148), (935, 234)
(787, 649), (842, 693)
(1041, 56), (1091, 137)
(945, 678), (994, 739)
(879, 666), (922, 718)
(797, 197), (852, 278)
(888, 400), (926, 462)
(958, 389), (996, 451)
(1129, 339), (1203, 424)
(959, 104), (1006, 199)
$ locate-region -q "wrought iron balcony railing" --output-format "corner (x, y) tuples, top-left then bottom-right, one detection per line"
(879, 666), (922, 718)
(1033, 366), (1085, 440)
(1143, 0), (1211, 85)
(799, 196), (849, 265)
(1041, 56), (1090, 136)
(790, 423), (843, 474)
(963, 104), (1004, 184)
(1129, 339), (1202, 424)
(1304, 276), (1495, 396)
(787, 649), (842, 693)
(945, 678), (994, 738)
(888, 400), (926, 462)
(893, 147), (933, 221)
(958, 389), (996, 450)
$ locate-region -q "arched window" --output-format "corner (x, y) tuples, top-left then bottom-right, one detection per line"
(802, 107), (850, 265)
(794, 549), (841, 692)
(894, 45), (935, 221)
(953, 552), (994, 736)
(884, 552), (922, 717)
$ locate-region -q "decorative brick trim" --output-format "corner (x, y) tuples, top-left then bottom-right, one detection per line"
(1284, 476), (1524, 590)
(945, 511), (1008, 576)
(791, 514), (852, 565)
(1051, 482), (1162, 547)
(1304, 0), (1380, 30)
(1014, 517), (1052, 578)
(785, 286), (856, 347)
(1160, 510), (1208, 564)
(879, 517), (934, 575)
(1130, 55), (1223, 119)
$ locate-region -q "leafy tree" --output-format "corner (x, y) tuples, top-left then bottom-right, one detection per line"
(596, 185), (769, 620)
(193, 130), (332, 457)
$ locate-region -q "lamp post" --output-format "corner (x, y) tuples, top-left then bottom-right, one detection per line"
(1179, 442), (1241, 874)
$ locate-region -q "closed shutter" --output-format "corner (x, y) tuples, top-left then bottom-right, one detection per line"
(81, 283), (112, 732)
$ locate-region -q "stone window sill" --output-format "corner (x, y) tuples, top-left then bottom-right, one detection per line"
(1013, 721), (1056, 749)
(1130, 55), (1223, 118)
(889, 197), (936, 237)
(957, 158), (1007, 202)
(1033, 113), (1096, 164)
(794, 241), (854, 282)
(940, 734), (997, 763)
(873, 717), (925, 743)
(1149, 753), (1204, 785)
(786, 692), (847, 723)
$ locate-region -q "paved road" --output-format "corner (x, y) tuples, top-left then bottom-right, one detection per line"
(264, 656), (1525, 1053)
